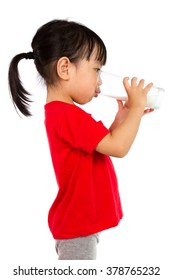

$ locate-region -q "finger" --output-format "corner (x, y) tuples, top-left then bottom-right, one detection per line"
(138, 79), (145, 88)
(143, 108), (154, 115)
(144, 82), (153, 92)
(131, 77), (137, 87)
(116, 99), (124, 109)
(123, 77), (130, 91)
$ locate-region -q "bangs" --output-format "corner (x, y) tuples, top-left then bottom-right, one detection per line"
(94, 41), (107, 65)
(68, 23), (107, 65)
(81, 35), (107, 65)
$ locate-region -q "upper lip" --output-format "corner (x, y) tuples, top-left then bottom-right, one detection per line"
(95, 88), (101, 94)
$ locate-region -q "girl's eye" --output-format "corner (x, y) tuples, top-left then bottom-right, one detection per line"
(95, 68), (102, 82)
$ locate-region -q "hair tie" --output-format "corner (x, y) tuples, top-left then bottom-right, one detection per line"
(25, 52), (35, 60)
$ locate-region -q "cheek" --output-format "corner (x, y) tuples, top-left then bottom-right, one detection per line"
(73, 70), (97, 97)
(80, 77), (96, 92)
(85, 75), (98, 89)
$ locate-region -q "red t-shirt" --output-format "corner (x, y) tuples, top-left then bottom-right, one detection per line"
(44, 101), (123, 239)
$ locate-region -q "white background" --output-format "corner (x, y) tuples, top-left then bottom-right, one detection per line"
(0, 0), (172, 279)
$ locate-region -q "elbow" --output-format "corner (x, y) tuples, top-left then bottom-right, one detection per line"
(114, 151), (127, 158)
(112, 145), (130, 158)
(115, 153), (126, 158)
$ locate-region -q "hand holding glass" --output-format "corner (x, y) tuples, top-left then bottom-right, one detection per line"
(99, 71), (164, 109)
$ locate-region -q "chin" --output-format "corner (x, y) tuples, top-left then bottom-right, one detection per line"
(74, 95), (94, 105)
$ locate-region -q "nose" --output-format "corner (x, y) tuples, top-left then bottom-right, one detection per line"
(97, 73), (102, 86)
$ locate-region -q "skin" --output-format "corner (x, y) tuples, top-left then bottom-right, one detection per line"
(47, 50), (154, 158)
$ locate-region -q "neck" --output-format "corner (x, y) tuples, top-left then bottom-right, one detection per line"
(46, 85), (74, 104)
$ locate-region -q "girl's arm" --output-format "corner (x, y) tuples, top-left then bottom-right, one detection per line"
(95, 77), (153, 158)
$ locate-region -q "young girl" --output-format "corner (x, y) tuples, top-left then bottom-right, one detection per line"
(8, 19), (153, 260)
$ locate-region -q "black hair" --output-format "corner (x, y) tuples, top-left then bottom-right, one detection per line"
(8, 19), (107, 116)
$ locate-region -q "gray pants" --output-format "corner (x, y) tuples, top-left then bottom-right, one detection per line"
(55, 233), (100, 260)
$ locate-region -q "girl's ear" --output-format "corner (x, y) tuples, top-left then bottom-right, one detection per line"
(56, 57), (71, 80)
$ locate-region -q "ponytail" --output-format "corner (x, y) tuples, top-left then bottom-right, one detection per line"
(8, 52), (34, 117)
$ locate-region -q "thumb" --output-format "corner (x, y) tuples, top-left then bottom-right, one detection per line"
(116, 99), (124, 109)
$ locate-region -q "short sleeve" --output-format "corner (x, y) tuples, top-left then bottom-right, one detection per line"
(57, 105), (109, 153)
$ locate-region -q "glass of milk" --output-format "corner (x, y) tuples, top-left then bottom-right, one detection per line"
(99, 71), (164, 109)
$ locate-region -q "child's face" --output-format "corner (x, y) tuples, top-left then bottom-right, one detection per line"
(70, 50), (102, 104)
